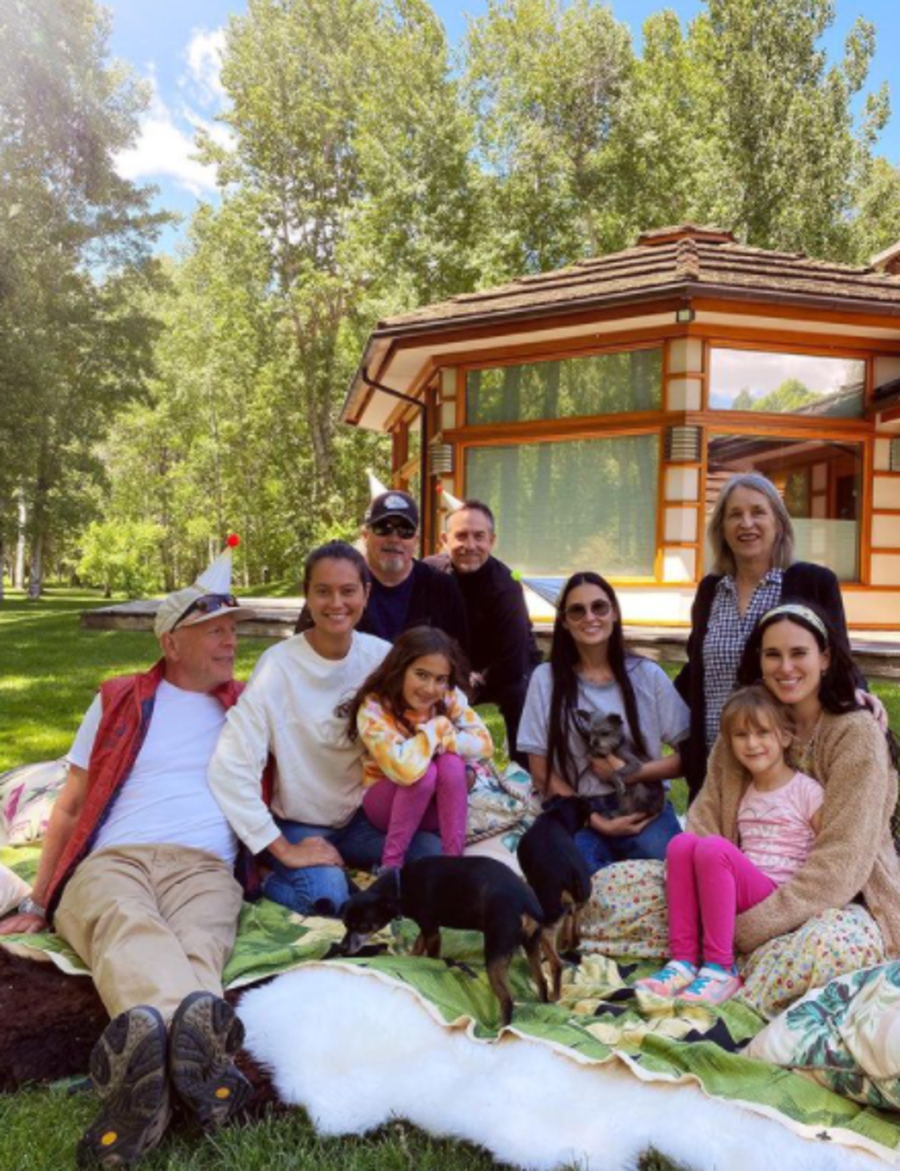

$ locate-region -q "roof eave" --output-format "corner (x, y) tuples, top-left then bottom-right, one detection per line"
(341, 279), (900, 427)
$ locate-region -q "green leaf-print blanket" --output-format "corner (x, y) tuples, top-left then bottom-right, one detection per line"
(3, 845), (899, 1163)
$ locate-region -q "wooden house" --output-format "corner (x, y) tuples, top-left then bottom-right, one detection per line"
(340, 225), (900, 631)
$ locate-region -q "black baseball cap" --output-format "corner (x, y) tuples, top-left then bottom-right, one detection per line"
(364, 490), (420, 529)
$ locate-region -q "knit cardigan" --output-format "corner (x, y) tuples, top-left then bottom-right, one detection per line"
(688, 709), (900, 956)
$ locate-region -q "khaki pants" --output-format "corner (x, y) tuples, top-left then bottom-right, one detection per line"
(55, 844), (244, 1022)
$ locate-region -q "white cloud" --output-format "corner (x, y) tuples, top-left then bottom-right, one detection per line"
(183, 27), (227, 109)
(115, 73), (219, 198)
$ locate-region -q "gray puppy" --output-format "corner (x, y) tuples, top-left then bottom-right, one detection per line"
(572, 710), (664, 818)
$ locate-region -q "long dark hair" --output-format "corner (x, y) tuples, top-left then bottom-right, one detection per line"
(546, 572), (648, 786)
(736, 597), (858, 714)
(343, 625), (470, 740)
(737, 597), (899, 769)
(294, 541), (370, 634)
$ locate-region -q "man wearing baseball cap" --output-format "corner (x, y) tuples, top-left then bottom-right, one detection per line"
(0, 540), (256, 1167)
(356, 489), (468, 649)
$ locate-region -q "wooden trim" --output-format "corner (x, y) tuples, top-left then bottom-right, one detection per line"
(879, 404), (900, 423)
(386, 295), (689, 356)
(653, 428), (666, 581)
(871, 547), (900, 554)
(861, 435), (873, 585)
(874, 469), (900, 478)
(872, 508), (900, 517)
(456, 335), (665, 374)
(698, 412), (871, 438)
(446, 414), (668, 447)
(690, 295), (900, 334)
(704, 336), (878, 362)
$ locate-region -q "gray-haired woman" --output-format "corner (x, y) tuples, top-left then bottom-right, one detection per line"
(674, 472), (859, 802)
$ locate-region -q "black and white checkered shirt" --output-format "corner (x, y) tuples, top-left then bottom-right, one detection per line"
(703, 568), (783, 749)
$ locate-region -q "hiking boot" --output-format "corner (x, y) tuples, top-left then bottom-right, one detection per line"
(169, 991), (250, 1130)
(77, 1005), (170, 1168)
(679, 964), (743, 1005)
(634, 960), (698, 998)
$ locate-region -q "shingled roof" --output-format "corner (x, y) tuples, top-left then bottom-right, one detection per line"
(373, 224), (900, 335)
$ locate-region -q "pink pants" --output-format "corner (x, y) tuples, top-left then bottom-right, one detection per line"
(362, 752), (468, 869)
(666, 833), (777, 968)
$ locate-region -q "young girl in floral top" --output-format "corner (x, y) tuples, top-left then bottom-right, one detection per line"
(345, 627), (493, 870)
(638, 683), (823, 1005)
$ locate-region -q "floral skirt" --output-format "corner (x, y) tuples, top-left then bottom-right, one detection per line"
(580, 859), (886, 1019)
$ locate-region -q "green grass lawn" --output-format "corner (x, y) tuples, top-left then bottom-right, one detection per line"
(1, 586), (897, 1170)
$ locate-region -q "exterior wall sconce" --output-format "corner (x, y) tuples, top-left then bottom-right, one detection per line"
(675, 306), (696, 324)
(665, 425), (702, 462)
(428, 442), (454, 476)
(891, 438), (900, 472)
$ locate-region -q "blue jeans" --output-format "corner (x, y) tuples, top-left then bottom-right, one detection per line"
(575, 798), (682, 874)
(262, 807), (441, 917)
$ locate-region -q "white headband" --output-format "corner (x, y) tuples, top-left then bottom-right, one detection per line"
(763, 603), (828, 644)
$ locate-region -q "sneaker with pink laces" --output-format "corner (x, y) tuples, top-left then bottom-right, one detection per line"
(634, 960), (698, 998)
(679, 965), (743, 1005)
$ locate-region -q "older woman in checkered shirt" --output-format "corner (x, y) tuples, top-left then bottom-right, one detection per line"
(673, 472), (867, 803)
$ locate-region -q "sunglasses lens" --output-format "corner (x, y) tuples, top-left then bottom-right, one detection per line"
(373, 520), (415, 538)
(563, 599), (611, 621)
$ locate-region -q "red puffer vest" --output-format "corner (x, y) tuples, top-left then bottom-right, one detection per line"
(45, 660), (245, 920)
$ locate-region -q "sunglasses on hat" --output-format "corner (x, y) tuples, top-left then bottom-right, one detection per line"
(370, 518), (417, 539)
(173, 593), (239, 630)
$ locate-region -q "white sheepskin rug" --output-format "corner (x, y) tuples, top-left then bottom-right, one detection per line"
(238, 965), (888, 1171)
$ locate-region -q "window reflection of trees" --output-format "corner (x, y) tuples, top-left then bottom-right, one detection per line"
(466, 348), (662, 425)
(466, 434), (658, 578)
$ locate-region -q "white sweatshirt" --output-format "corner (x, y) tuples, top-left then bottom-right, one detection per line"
(208, 631), (390, 854)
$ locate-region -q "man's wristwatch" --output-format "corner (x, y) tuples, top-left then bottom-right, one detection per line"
(17, 896), (46, 918)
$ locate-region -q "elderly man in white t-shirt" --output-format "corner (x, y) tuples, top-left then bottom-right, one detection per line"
(0, 549), (256, 1169)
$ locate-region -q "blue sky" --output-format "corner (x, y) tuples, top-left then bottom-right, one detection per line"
(104, 0), (900, 254)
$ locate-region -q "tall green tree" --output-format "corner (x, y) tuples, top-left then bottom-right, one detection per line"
(464, 0), (634, 276)
(687, 0), (890, 257)
(197, 0), (475, 529)
(0, 0), (166, 596)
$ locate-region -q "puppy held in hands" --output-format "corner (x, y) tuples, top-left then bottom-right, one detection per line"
(341, 855), (547, 1027)
(573, 710), (663, 817)
(517, 796), (592, 999)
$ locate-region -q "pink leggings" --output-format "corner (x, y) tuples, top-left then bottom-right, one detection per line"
(666, 833), (777, 968)
(362, 752), (468, 869)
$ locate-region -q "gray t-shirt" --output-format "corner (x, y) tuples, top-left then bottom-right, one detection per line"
(517, 657), (690, 796)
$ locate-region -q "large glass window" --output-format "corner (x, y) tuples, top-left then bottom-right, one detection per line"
(465, 434), (659, 578)
(466, 348), (662, 426)
(709, 349), (865, 417)
(706, 434), (862, 580)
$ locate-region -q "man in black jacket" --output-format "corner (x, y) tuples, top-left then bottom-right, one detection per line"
(427, 500), (540, 766)
(356, 489), (469, 650)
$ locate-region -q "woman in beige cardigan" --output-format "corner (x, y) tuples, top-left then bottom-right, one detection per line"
(689, 600), (900, 959)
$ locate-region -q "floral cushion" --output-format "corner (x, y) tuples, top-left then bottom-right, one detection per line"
(465, 762), (539, 851)
(0, 760), (67, 846)
(580, 859), (670, 959)
(747, 960), (900, 1110)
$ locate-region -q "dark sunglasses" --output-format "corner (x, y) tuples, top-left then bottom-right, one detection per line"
(562, 599), (613, 622)
(173, 593), (239, 630)
(370, 518), (417, 539)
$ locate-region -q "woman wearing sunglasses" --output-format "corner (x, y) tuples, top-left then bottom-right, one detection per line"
(518, 572), (688, 871)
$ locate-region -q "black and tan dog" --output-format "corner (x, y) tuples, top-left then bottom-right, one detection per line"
(341, 855), (547, 1026)
(517, 796), (593, 999)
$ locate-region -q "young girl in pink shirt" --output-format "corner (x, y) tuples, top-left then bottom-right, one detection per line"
(345, 627), (493, 871)
(638, 684), (823, 1005)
